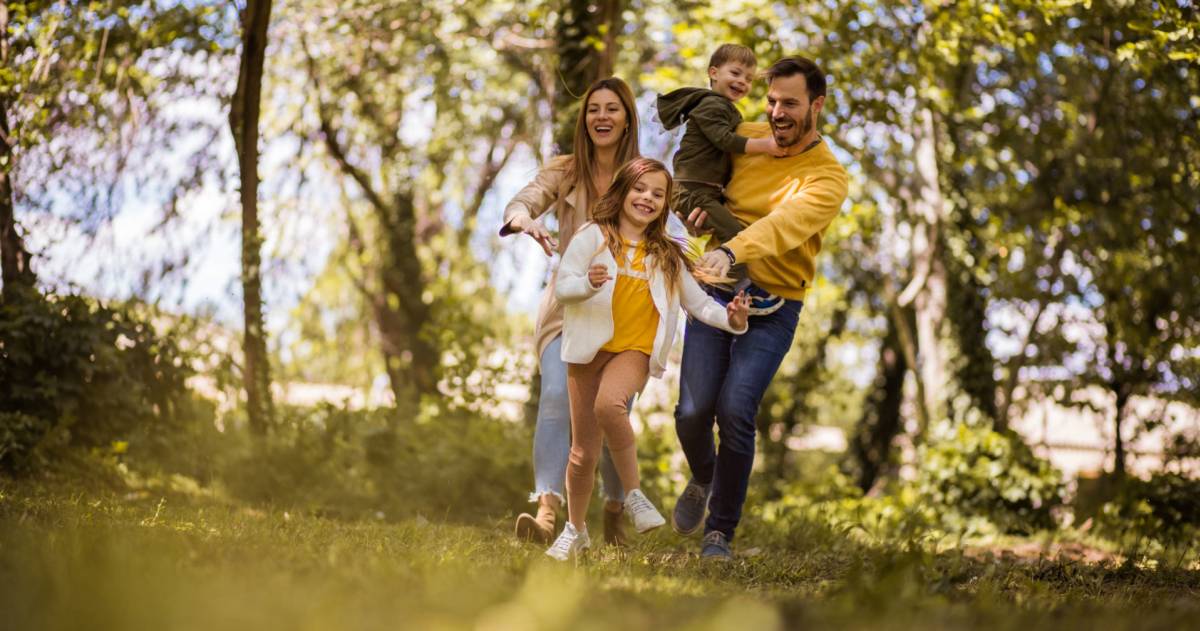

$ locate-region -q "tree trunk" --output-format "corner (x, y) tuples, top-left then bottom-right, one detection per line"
(0, 31), (36, 303)
(849, 314), (909, 492)
(1112, 383), (1131, 482)
(553, 0), (625, 153)
(308, 69), (440, 411)
(898, 106), (950, 432)
(230, 0), (274, 434)
(944, 230), (998, 425)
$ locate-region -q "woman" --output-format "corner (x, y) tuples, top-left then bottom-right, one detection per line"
(500, 77), (641, 546)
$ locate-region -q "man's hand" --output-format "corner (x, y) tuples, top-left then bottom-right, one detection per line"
(587, 263), (612, 289)
(727, 291), (750, 330)
(683, 207), (712, 237)
(698, 249), (732, 279)
(511, 214), (557, 256)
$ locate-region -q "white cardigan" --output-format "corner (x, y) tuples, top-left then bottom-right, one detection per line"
(555, 223), (747, 378)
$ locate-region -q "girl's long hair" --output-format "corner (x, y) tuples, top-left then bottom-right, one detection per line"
(590, 157), (693, 297)
(563, 77), (641, 204)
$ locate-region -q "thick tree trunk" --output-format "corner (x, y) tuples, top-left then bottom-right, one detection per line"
(898, 107), (950, 432)
(230, 0), (274, 434)
(553, 0), (625, 153)
(850, 314), (909, 493)
(944, 233), (998, 425)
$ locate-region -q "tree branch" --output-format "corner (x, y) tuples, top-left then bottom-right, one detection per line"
(302, 36), (393, 229)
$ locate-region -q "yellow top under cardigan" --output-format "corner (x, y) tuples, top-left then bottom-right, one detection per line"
(722, 122), (850, 301)
(600, 240), (659, 356)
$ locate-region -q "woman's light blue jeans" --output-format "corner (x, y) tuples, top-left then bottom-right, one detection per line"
(531, 336), (624, 504)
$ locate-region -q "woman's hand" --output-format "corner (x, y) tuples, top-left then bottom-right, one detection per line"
(512, 214), (558, 256)
(727, 291), (750, 330)
(587, 263), (612, 289)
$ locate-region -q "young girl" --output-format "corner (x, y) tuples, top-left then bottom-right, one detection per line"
(546, 157), (750, 560)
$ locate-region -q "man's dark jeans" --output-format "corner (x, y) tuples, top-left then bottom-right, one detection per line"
(674, 286), (802, 541)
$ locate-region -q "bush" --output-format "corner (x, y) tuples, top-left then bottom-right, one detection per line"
(222, 404), (531, 523)
(912, 424), (1064, 535)
(1099, 473), (1200, 552)
(753, 426), (1065, 542)
(0, 289), (198, 471)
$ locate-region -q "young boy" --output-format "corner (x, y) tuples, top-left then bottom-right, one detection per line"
(657, 43), (785, 284)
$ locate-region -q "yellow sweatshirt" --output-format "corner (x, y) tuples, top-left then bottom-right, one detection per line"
(722, 122), (849, 300)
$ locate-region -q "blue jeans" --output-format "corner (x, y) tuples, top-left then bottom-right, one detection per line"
(674, 287), (802, 540)
(532, 336), (624, 504)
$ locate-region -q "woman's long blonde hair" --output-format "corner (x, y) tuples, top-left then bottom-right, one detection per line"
(590, 158), (692, 296)
(562, 77), (641, 204)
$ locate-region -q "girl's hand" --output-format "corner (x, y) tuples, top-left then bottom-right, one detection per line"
(587, 263), (612, 289)
(513, 215), (558, 256)
(727, 291), (750, 330)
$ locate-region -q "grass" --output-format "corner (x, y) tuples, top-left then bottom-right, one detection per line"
(2, 474), (1199, 631)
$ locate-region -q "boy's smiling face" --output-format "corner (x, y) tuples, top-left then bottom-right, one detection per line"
(708, 62), (755, 101)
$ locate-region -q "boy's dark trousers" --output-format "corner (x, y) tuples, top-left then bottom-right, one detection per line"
(673, 183), (747, 281)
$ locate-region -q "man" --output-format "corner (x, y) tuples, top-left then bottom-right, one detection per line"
(671, 56), (849, 560)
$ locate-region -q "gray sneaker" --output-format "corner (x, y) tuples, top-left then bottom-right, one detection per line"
(700, 530), (732, 561)
(671, 480), (711, 535)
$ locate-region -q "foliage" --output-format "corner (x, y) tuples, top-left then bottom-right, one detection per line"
(0, 288), (203, 471)
(1100, 473), (1200, 554)
(7, 0), (235, 229)
(757, 425), (1064, 540)
(913, 424), (1064, 535)
(222, 404), (531, 522)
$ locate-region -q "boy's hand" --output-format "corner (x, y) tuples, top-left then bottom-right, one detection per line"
(727, 291), (750, 330)
(587, 263), (612, 289)
(766, 137), (788, 158)
(746, 136), (789, 158)
(684, 207), (713, 236)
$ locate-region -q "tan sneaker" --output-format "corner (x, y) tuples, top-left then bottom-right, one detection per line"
(515, 494), (558, 544)
(603, 500), (628, 547)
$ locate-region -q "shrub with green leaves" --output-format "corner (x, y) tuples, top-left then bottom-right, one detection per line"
(0, 288), (197, 471)
(1100, 473), (1200, 551)
(913, 424), (1064, 535)
(222, 404), (531, 522)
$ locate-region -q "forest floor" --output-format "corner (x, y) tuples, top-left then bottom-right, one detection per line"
(2, 475), (1198, 631)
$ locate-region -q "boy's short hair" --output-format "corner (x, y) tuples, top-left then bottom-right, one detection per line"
(708, 44), (757, 70)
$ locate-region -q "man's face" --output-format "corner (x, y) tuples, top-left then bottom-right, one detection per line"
(766, 74), (823, 147)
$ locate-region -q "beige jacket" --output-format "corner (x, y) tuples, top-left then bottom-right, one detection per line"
(555, 224), (746, 378)
(500, 156), (593, 361)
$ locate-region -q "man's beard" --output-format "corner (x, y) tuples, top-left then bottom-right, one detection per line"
(772, 107), (814, 147)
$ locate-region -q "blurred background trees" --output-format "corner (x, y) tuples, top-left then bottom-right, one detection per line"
(1, 0), (1198, 544)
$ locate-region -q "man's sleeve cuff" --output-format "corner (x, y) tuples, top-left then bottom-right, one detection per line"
(726, 238), (748, 263)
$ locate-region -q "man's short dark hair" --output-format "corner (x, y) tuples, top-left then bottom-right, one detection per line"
(764, 56), (827, 99)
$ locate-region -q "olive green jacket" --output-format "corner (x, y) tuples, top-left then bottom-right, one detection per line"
(657, 87), (748, 186)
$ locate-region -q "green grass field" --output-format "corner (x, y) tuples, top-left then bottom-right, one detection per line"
(2, 475), (1198, 631)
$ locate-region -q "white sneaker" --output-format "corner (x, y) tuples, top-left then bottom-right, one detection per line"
(545, 522), (591, 561)
(624, 489), (666, 533)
